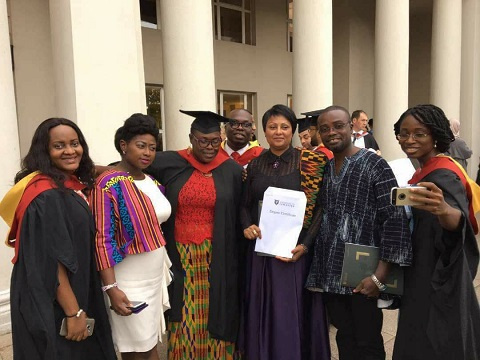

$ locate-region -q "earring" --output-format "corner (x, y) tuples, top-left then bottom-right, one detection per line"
(434, 141), (437, 148)
(122, 150), (126, 155)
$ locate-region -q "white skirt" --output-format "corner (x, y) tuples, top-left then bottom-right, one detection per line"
(105, 247), (172, 352)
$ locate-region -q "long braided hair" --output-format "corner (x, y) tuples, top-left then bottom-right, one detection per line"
(394, 104), (455, 153)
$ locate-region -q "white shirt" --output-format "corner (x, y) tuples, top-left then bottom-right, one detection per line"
(223, 141), (250, 157)
(134, 175), (171, 224)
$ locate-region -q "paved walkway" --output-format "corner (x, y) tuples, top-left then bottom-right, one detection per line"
(1, 241), (479, 360)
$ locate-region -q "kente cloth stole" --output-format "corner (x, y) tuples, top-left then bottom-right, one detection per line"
(300, 150), (327, 229)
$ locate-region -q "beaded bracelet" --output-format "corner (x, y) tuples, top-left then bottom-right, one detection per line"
(101, 282), (118, 292)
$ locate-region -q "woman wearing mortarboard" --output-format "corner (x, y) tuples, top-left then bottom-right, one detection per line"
(146, 110), (244, 359)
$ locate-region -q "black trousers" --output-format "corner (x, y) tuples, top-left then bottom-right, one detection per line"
(325, 293), (386, 360)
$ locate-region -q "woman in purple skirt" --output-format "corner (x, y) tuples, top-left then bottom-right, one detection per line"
(239, 105), (330, 360)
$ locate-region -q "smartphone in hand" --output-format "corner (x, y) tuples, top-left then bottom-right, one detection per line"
(127, 301), (148, 314)
(59, 317), (95, 336)
(391, 186), (427, 206)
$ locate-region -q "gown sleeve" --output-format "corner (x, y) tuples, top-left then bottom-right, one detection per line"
(239, 160), (256, 230)
(12, 190), (78, 358)
(19, 190), (78, 297)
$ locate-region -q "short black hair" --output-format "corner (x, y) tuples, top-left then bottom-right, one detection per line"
(351, 110), (366, 121)
(114, 113), (159, 154)
(319, 106), (351, 123)
(261, 104), (298, 134)
(15, 118), (94, 188)
(394, 104), (454, 153)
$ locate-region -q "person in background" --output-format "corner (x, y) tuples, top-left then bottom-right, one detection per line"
(0, 118), (116, 360)
(219, 108), (265, 168)
(297, 117), (315, 150)
(445, 118), (472, 170)
(146, 110), (243, 360)
(91, 114), (172, 360)
(301, 110), (335, 160)
(392, 104), (480, 360)
(240, 104), (330, 360)
(477, 159), (480, 185)
(305, 106), (412, 360)
(351, 110), (381, 155)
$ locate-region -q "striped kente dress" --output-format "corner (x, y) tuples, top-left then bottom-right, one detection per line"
(167, 171), (234, 360)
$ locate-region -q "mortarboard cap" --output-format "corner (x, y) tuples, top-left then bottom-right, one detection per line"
(297, 117), (311, 133)
(301, 109), (324, 118)
(180, 110), (230, 134)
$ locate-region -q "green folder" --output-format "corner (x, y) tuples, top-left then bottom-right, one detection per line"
(340, 243), (404, 295)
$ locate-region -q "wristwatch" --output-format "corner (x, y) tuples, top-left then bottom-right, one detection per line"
(371, 274), (387, 292)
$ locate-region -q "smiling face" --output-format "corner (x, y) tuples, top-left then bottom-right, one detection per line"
(318, 109), (352, 155)
(264, 115), (293, 153)
(48, 125), (83, 175)
(398, 115), (437, 165)
(120, 133), (157, 171)
(225, 109), (254, 150)
(189, 130), (222, 164)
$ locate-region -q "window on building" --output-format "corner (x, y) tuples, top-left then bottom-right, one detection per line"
(145, 84), (166, 151)
(218, 91), (255, 117)
(287, 94), (293, 109)
(140, 0), (158, 29)
(213, 0), (256, 45)
(287, 0), (293, 52)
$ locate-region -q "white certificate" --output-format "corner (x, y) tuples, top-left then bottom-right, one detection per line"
(255, 186), (307, 258)
(388, 158), (416, 187)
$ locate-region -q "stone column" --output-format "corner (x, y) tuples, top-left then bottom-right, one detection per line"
(292, 0), (333, 116)
(49, 0), (147, 164)
(374, 0), (409, 161)
(160, 0), (216, 150)
(0, 0), (19, 331)
(460, 0), (480, 177)
(430, 0), (462, 120)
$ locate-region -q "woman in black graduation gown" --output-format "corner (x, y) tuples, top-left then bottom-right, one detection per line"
(146, 110), (243, 359)
(0, 118), (116, 360)
(392, 105), (480, 360)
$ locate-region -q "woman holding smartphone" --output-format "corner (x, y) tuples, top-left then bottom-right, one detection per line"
(90, 114), (172, 360)
(0, 118), (116, 359)
(392, 104), (480, 359)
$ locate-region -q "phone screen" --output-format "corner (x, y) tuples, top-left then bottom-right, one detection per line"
(128, 301), (146, 309)
(127, 301), (148, 314)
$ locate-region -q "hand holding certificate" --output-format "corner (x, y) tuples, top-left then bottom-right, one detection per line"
(254, 187), (307, 259)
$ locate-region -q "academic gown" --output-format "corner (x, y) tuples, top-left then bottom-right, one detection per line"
(147, 151), (243, 342)
(393, 169), (480, 360)
(10, 189), (116, 360)
(364, 133), (380, 151)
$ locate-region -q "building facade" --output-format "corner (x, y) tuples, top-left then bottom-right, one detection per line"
(0, 0), (479, 331)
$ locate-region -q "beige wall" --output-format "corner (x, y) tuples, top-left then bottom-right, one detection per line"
(10, 0), (56, 157)
(140, 0), (293, 147)
(409, 9), (432, 107)
(333, 0), (350, 109)
(216, 0), (292, 146)
(332, 0), (375, 119)
(347, 0), (375, 117)
(460, 0), (480, 177)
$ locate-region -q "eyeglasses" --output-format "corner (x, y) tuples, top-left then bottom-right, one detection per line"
(191, 134), (222, 148)
(228, 120), (253, 129)
(396, 133), (431, 141)
(318, 122), (349, 134)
